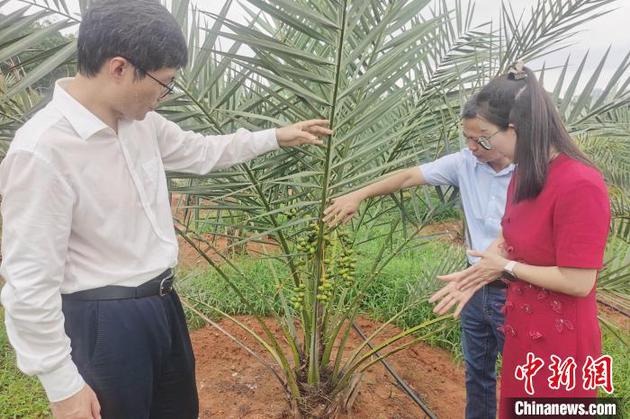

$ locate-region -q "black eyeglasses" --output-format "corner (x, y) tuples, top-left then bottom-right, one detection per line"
(120, 56), (175, 99)
(464, 130), (501, 150)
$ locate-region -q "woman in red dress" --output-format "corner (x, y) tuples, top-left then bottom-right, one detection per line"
(430, 62), (610, 418)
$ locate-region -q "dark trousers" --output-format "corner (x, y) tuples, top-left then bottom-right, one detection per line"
(460, 284), (506, 419)
(61, 291), (198, 419)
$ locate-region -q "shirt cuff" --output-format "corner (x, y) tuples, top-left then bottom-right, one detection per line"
(255, 128), (279, 154)
(38, 358), (85, 402)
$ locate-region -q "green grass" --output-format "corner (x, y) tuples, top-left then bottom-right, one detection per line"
(600, 321), (629, 416)
(0, 308), (50, 418)
(351, 232), (466, 356)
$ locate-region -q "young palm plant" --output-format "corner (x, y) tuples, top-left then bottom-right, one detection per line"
(167, 2), (482, 414)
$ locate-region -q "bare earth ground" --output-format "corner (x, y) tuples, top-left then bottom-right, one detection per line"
(190, 306), (627, 419)
(191, 315), (468, 419)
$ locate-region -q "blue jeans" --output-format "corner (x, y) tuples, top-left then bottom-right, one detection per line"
(460, 284), (506, 419)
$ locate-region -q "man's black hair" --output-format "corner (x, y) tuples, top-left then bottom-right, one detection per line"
(77, 0), (188, 77)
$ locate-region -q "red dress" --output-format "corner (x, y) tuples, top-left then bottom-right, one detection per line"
(498, 154), (610, 417)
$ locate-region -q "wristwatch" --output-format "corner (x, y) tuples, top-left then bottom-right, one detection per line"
(503, 260), (518, 281)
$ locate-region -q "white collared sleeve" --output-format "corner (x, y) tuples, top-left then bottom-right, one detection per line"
(150, 112), (279, 174)
(0, 152), (84, 402)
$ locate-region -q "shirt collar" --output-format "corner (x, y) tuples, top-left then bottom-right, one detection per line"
(469, 149), (515, 176)
(51, 78), (110, 141)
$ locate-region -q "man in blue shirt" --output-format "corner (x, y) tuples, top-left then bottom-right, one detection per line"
(323, 100), (514, 419)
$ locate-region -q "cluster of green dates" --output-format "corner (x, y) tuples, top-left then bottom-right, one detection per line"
(286, 207), (298, 221)
(295, 222), (322, 255)
(291, 223), (357, 311)
(291, 282), (306, 311)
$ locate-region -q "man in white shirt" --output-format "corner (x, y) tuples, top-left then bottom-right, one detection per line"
(323, 100), (514, 419)
(0, 1), (331, 418)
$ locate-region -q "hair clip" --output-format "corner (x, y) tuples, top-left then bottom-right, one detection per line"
(507, 60), (527, 80)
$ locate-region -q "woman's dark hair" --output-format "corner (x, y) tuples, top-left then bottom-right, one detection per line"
(462, 65), (595, 202)
(77, 0), (188, 78)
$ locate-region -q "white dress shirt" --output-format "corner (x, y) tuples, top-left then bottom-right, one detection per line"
(0, 78), (278, 402)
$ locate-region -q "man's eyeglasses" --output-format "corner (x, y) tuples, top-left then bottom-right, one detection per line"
(464, 130), (501, 151)
(120, 56), (175, 99)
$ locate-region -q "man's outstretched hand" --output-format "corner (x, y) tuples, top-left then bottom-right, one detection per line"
(323, 191), (363, 226)
(276, 119), (332, 147)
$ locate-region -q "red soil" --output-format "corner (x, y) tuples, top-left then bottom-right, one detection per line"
(191, 315), (467, 418)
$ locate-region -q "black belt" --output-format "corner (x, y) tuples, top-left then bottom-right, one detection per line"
(61, 269), (175, 301)
(487, 279), (507, 288)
